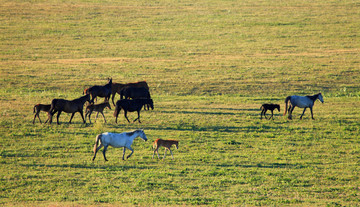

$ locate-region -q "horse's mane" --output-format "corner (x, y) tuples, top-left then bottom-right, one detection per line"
(71, 94), (90, 103)
(126, 129), (142, 136)
(306, 93), (321, 101)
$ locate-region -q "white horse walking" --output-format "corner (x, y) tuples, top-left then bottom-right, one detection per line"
(284, 93), (324, 120)
(92, 129), (148, 161)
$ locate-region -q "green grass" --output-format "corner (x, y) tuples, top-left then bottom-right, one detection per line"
(0, 0), (359, 206)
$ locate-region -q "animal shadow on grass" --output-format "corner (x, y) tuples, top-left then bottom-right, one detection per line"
(216, 162), (307, 169)
(158, 107), (258, 116)
(20, 163), (154, 171)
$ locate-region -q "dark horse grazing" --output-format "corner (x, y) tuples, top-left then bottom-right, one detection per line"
(110, 81), (149, 106)
(49, 94), (91, 125)
(260, 104), (280, 120)
(284, 93), (324, 120)
(120, 87), (151, 110)
(113, 99), (154, 123)
(84, 78), (112, 103)
(33, 104), (51, 124)
(120, 87), (151, 100)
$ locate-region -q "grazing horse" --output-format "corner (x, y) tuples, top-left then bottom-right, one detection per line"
(85, 78), (112, 103)
(284, 93), (324, 120)
(120, 87), (151, 100)
(114, 99), (154, 123)
(120, 87), (152, 110)
(85, 102), (111, 123)
(33, 104), (51, 124)
(260, 104), (280, 120)
(111, 81), (149, 106)
(92, 129), (148, 161)
(152, 139), (179, 160)
(49, 94), (91, 125)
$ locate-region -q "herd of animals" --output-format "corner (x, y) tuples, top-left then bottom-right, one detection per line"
(32, 78), (153, 125)
(32, 78), (324, 161)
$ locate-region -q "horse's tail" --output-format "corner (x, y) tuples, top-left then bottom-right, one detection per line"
(260, 105), (264, 110)
(49, 99), (56, 114)
(284, 96), (291, 115)
(113, 104), (121, 117)
(33, 105), (37, 113)
(93, 134), (102, 153)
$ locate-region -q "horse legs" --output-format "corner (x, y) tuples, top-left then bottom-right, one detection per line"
(102, 145), (109, 161)
(33, 112), (41, 124)
(79, 110), (86, 123)
(288, 106), (295, 120)
(133, 110), (141, 123)
(300, 108), (307, 119)
(169, 148), (174, 159)
(69, 112), (76, 124)
(56, 110), (62, 125)
(310, 107), (315, 120)
(44, 112), (51, 124)
(163, 148), (168, 159)
(125, 146), (134, 159)
(269, 110), (274, 120)
(111, 92), (116, 106)
(122, 147), (126, 160)
(94, 112), (99, 123)
(153, 147), (160, 159)
(100, 112), (106, 123)
(49, 110), (57, 124)
(263, 109), (268, 119)
(260, 109), (265, 119)
(92, 143), (103, 161)
(124, 111), (131, 123)
(86, 110), (92, 124)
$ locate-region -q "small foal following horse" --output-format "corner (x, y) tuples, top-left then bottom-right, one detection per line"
(152, 139), (179, 160)
(33, 104), (51, 124)
(284, 93), (324, 120)
(49, 94), (91, 125)
(92, 129), (148, 161)
(113, 99), (154, 123)
(260, 104), (280, 120)
(85, 102), (111, 123)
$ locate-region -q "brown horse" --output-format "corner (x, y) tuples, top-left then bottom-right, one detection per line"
(152, 139), (179, 160)
(33, 104), (51, 124)
(111, 81), (149, 106)
(113, 99), (154, 123)
(49, 94), (91, 125)
(85, 102), (111, 123)
(120, 86), (152, 110)
(120, 87), (151, 100)
(84, 78), (112, 104)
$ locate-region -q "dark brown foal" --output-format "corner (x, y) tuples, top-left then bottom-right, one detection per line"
(260, 104), (280, 120)
(85, 102), (111, 123)
(33, 104), (51, 124)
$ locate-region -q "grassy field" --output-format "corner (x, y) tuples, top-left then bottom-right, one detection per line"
(1, 0), (359, 206)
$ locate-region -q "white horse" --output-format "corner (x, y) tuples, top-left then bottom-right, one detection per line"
(284, 93), (324, 120)
(92, 129), (147, 161)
